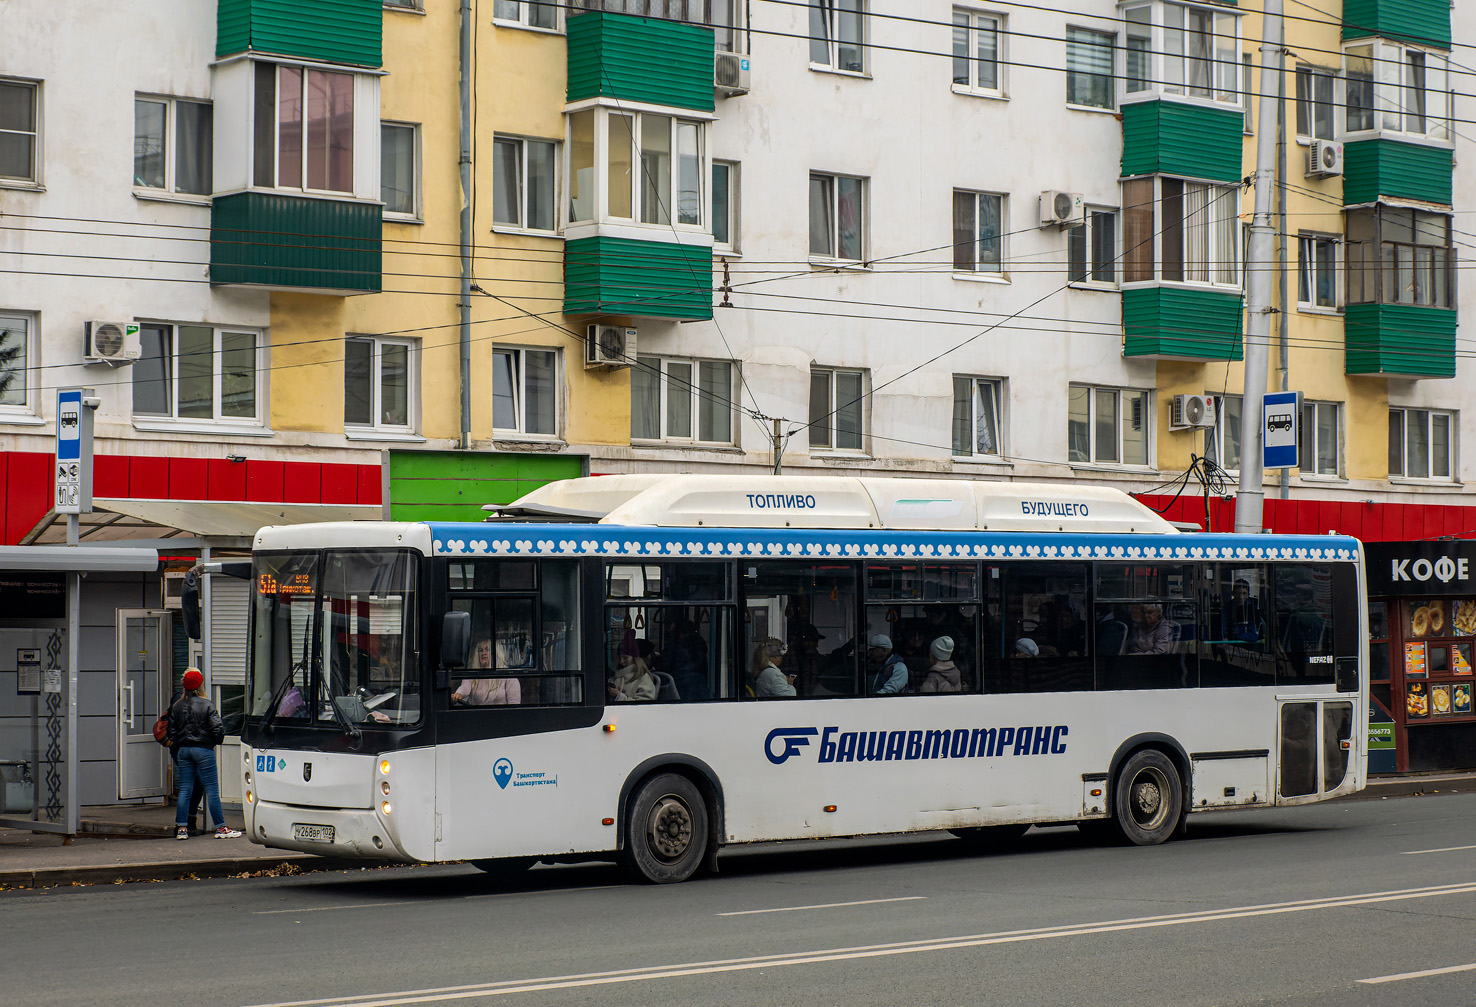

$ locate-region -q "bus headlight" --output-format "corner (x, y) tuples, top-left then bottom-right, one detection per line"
(380, 780), (390, 795)
(381, 801), (392, 815)
(246, 790), (254, 804)
(379, 760), (391, 775)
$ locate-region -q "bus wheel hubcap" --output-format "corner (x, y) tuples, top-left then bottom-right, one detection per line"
(1130, 771), (1166, 827)
(648, 796), (692, 860)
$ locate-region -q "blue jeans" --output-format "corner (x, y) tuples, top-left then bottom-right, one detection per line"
(175, 746), (226, 830)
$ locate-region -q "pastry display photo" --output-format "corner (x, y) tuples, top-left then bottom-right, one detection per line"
(1455, 600), (1476, 636)
(1411, 604), (1431, 637)
(1432, 684), (1452, 716)
(1407, 682), (1429, 718)
(1454, 683), (1473, 715)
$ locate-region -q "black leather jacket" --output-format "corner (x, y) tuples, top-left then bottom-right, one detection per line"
(169, 695), (225, 749)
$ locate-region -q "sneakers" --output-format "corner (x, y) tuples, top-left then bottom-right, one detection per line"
(215, 826), (243, 840)
(176, 826), (189, 841)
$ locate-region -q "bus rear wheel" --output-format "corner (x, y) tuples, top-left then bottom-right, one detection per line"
(626, 773), (708, 884)
(1111, 749), (1183, 846)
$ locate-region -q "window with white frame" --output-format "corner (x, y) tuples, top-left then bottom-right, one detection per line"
(1295, 65), (1336, 140)
(1344, 41), (1450, 140)
(570, 1), (744, 51)
(809, 367), (866, 451)
(494, 0), (559, 29)
(1298, 400), (1341, 476)
(808, 0), (866, 73)
(952, 376), (1003, 458)
(1122, 2), (1239, 105)
(1297, 234), (1339, 309)
(1345, 206), (1452, 308)
(952, 9), (1003, 95)
(381, 122), (419, 218)
(712, 160), (738, 251)
(952, 190), (1005, 273)
(1065, 26), (1114, 109)
(345, 336), (415, 432)
(493, 135), (558, 231)
(133, 324), (260, 423)
(1121, 176), (1238, 285)
(1389, 408), (1454, 480)
(492, 347), (558, 437)
(566, 108), (705, 228)
(810, 172), (865, 261)
(0, 312), (35, 412)
(1067, 385), (1148, 466)
(1068, 207), (1117, 284)
(1206, 392), (1243, 471)
(1242, 53), (1254, 132)
(631, 355), (736, 444)
(134, 96), (212, 197)
(253, 62), (355, 192)
(0, 79), (39, 184)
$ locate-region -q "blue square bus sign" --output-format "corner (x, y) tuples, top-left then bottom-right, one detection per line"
(1262, 391), (1301, 469)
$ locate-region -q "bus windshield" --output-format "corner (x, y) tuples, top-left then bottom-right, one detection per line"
(250, 549), (421, 729)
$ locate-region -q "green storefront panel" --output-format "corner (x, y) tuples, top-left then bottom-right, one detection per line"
(564, 235), (713, 320)
(567, 12), (715, 113)
(1123, 286), (1244, 360)
(211, 192), (381, 292)
(1121, 100), (1244, 184)
(217, 0), (383, 67)
(1342, 0), (1450, 47)
(1343, 139), (1452, 206)
(1345, 302), (1456, 377)
(387, 451), (586, 523)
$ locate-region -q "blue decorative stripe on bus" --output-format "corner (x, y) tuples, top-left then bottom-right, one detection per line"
(764, 725), (1068, 765)
(427, 525), (1359, 564)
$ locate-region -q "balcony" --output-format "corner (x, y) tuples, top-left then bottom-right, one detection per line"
(1342, 0), (1449, 47)
(218, 0), (383, 67)
(210, 192), (381, 294)
(1122, 286), (1244, 361)
(1345, 303), (1455, 377)
(1343, 140), (1452, 206)
(1121, 101), (1244, 185)
(567, 11), (714, 113)
(563, 235), (711, 320)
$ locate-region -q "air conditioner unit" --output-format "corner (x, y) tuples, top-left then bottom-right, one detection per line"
(1039, 190), (1083, 227)
(585, 324), (636, 369)
(1306, 139), (1344, 178)
(715, 52), (751, 96)
(84, 321), (142, 364)
(1170, 394), (1217, 430)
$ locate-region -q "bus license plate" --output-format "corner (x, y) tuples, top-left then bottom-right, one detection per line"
(293, 823), (334, 843)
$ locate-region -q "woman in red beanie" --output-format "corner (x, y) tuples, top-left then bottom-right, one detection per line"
(167, 667), (241, 840)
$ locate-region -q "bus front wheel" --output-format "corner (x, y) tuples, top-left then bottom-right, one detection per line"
(626, 773), (709, 884)
(1112, 749), (1183, 846)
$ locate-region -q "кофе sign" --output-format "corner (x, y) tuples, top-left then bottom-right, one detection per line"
(1365, 541), (1476, 596)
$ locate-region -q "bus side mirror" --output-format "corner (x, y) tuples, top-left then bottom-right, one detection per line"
(181, 569), (202, 641)
(438, 611), (471, 688)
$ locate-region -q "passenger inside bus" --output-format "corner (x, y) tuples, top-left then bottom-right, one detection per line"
(609, 632), (658, 701)
(1125, 603), (1176, 654)
(452, 638), (522, 706)
(749, 637), (797, 697)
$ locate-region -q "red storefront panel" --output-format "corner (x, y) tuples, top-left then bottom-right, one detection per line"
(283, 462), (322, 503)
(207, 459), (248, 501)
(168, 458), (209, 502)
(95, 455), (130, 498)
(4, 452), (52, 544)
(357, 465), (382, 505)
(247, 460), (286, 503)
(320, 463), (360, 504)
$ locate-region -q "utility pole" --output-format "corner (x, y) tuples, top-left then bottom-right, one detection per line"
(1235, 0), (1284, 534)
(772, 418), (785, 474)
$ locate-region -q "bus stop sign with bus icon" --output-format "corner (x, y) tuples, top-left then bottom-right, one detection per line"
(1263, 391), (1301, 469)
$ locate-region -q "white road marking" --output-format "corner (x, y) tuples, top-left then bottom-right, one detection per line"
(1359, 962), (1476, 984)
(1400, 844), (1476, 855)
(717, 896), (926, 916)
(240, 879), (1476, 1007)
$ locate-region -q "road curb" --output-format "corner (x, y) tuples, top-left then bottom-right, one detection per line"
(0, 854), (394, 890)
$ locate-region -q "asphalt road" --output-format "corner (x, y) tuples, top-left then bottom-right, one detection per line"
(5, 793), (1476, 1007)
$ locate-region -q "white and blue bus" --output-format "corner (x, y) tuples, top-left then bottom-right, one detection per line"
(239, 475), (1366, 882)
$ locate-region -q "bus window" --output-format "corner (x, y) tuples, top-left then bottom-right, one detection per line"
(321, 549), (421, 725)
(1272, 564), (1337, 686)
(447, 559), (583, 707)
(862, 603), (978, 694)
(982, 563), (1091, 694)
(742, 563), (858, 698)
(1200, 565), (1275, 688)
(1094, 563), (1195, 690)
(605, 603), (734, 702)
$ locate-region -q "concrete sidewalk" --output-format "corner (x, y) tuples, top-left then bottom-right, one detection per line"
(0, 802), (392, 890)
(1, 771), (1471, 890)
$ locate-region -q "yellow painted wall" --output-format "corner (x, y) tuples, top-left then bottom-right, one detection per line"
(1156, 5), (1388, 484)
(269, 293), (348, 433)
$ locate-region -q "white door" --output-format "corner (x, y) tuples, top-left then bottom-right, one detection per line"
(118, 610), (169, 799)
